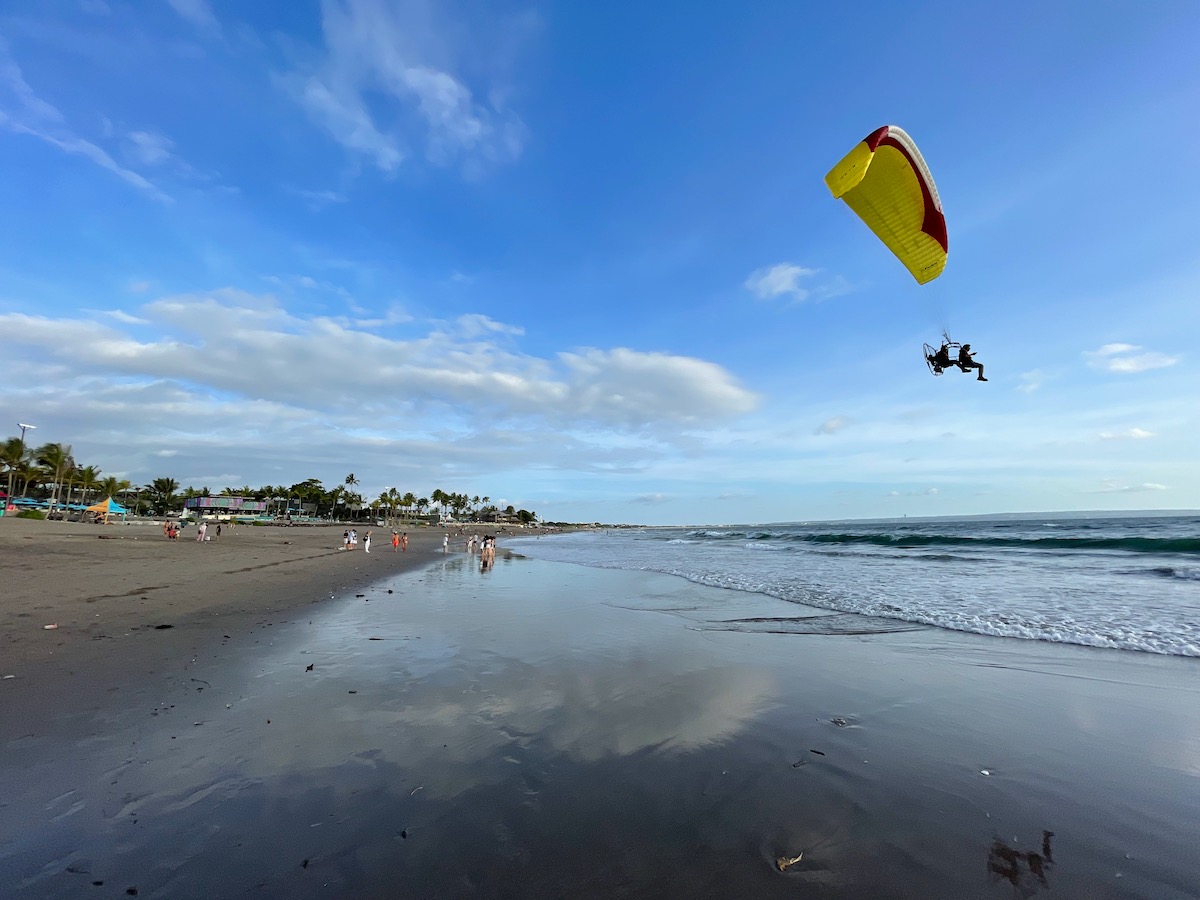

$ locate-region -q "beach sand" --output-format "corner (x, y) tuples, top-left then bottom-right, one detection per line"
(2, 525), (1198, 898)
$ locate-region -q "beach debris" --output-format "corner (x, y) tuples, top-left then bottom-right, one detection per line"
(387, 589), (394, 594)
(368, 637), (383, 640)
(776, 852), (803, 872)
(92, 881), (103, 886)
(830, 717), (849, 727)
(306, 663), (314, 672)
(43, 623), (59, 630)
(810, 749), (826, 756)
(190, 678), (210, 686)
(348, 690), (357, 694)
(791, 760), (807, 768)
(126, 888), (138, 896)
(356, 594), (365, 598)
(410, 786), (424, 796)
(3, 675), (15, 680)
(980, 769), (991, 776)
(154, 624), (173, 630)
(401, 829), (408, 839)
(301, 859), (309, 869)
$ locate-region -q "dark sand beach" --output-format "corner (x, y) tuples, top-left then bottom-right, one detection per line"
(2, 522), (1198, 898)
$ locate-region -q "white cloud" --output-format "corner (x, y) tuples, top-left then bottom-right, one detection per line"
(887, 487), (940, 497)
(103, 309), (150, 325)
(292, 75), (405, 171)
(744, 263), (818, 301)
(1017, 369), (1043, 394)
(167, 0), (219, 31)
(814, 416), (850, 435)
(558, 347), (759, 425)
(0, 292), (759, 431)
(126, 130), (174, 166)
(632, 493), (670, 505)
(80, 0), (112, 15)
(291, 187), (349, 209)
(283, 0), (527, 173)
(1090, 480), (1169, 493)
(454, 313), (523, 339)
(0, 45), (169, 202)
(1085, 343), (1179, 373)
(1098, 427), (1154, 441)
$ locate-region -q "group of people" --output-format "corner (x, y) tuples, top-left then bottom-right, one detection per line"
(160, 520), (223, 541)
(928, 342), (987, 381)
(341, 528), (361, 551)
(466, 534), (498, 570)
(390, 531), (408, 552)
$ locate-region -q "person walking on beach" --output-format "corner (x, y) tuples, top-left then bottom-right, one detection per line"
(215, 523), (222, 540)
(343, 530), (350, 550)
(196, 521), (207, 543)
(349, 529), (358, 550)
(392, 531), (400, 552)
(443, 533), (449, 554)
(401, 532), (408, 552)
(364, 530), (372, 553)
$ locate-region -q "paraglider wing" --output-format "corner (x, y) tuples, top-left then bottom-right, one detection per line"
(825, 125), (947, 284)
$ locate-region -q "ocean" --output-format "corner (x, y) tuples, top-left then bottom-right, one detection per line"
(509, 513), (1200, 658)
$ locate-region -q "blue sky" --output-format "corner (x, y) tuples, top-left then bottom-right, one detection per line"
(2, 0), (1198, 524)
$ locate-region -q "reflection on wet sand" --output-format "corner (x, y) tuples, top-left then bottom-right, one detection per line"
(988, 831), (1055, 897)
(4, 555), (1199, 898)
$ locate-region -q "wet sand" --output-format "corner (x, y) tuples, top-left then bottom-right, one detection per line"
(2, 532), (1199, 898)
(0, 517), (454, 666)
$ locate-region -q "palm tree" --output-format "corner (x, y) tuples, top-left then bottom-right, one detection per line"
(36, 443), (74, 516)
(430, 488), (448, 519)
(401, 491), (416, 522)
(2, 437), (28, 504)
(121, 483), (147, 515)
(99, 476), (130, 505)
(416, 497), (430, 519)
(77, 465), (103, 508)
(150, 477), (180, 515)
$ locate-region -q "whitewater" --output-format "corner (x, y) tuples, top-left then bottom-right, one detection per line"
(510, 514), (1200, 657)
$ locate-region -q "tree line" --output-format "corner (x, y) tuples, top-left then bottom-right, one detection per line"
(1, 438), (538, 524)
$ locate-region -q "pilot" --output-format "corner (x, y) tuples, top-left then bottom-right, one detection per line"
(958, 344), (987, 382)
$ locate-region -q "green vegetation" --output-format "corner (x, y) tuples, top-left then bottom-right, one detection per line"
(1, 435), (539, 524)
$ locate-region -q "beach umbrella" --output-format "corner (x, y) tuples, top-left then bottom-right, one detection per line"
(85, 496), (128, 524)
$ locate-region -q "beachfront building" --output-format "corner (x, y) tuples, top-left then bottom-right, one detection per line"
(183, 496), (268, 520)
